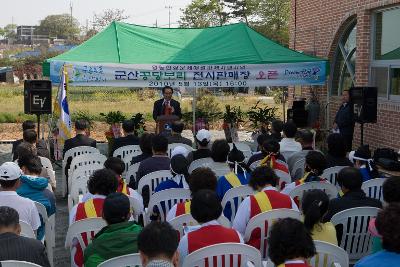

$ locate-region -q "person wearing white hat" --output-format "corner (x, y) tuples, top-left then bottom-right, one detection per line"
(187, 129), (212, 164)
(0, 162), (41, 235)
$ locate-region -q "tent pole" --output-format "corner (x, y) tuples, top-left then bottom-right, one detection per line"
(192, 88), (197, 141)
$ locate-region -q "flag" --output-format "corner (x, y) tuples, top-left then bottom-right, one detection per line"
(53, 65), (72, 160)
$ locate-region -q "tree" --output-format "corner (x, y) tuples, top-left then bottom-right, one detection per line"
(37, 14), (80, 39)
(179, 0), (228, 28)
(93, 9), (130, 31)
(222, 0), (258, 24)
(3, 24), (17, 39)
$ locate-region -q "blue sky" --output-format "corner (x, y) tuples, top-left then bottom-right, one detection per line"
(1, 0), (192, 28)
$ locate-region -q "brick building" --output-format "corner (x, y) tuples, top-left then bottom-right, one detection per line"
(289, 0), (400, 151)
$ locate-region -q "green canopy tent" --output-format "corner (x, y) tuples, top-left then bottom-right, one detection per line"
(44, 21), (328, 132)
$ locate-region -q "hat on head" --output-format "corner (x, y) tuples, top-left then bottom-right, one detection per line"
(354, 145), (372, 161)
(171, 146), (189, 158)
(0, 162), (22, 181)
(170, 154), (189, 175)
(196, 129), (211, 143)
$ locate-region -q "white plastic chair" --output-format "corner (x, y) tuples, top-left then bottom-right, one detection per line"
(249, 160), (261, 171)
(68, 166), (100, 195)
(145, 188), (191, 225)
(67, 174), (90, 211)
(362, 178), (386, 202)
(288, 182), (339, 202)
(1, 261), (43, 267)
(62, 146), (100, 196)
(275, 169), (292, 190)
(188, 158), (214, 174)
(321, 166), (346, 190)
(310, 240), (349, 267)
(330, 207), (380, 263)
(208, 162), (231, 178)
(113, 145), (142, 159)
(65, 218), (107, 263)
(221, 185), (253, 223)
(137, 170), (173, 197)
(168, 143), (194, 157)
(182, 243), (262, 267)
(125, 162), (140, 185)
(291, 158), (305, 181)
(19, 220), (35, 239)
(98, 253), (142, 267)
(39, 156), (53, 170)
(230, 142), (253, 161)
(244, 209), (301, 259)
(34, 202), (55, 266)
(128, 195), (144, 222)
(68, 153), (107, 181)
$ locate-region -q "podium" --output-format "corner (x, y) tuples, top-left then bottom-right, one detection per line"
(156, 115), (179, 134)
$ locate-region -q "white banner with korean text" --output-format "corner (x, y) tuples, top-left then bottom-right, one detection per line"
(50, 61), (327, 88)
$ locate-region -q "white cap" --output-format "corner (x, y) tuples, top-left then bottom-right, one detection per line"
(171, 146), (189, 158)
(0, 162), (22, 181)
(196, 129), (211, 143)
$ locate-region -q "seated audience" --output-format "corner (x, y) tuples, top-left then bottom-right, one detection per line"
(268, 218), (316, 267)
(167, 121), (192, 146)
(287, 129), (315, 179)
(82, 157), (144, 215)
(14, 129), (40, 161)
(325, 133), (353, 168)
(301, 189), (337, 245)
(281, 151), (327, 195)
(323, 167), (382, 222)
(0, 206), (50, 267)
(69, 169), (118, 267)
(138, 222), (179, 267)
(155, 154), (190, 192)
(355, 203), (400, 267)
(63, 119), (97, 183)
(17, 155), (56, 240)
(167, 167), (217, 221)
(369, 177), (400, 253)
(109, 119), (140, 157)
(0, 162), (40, 234)
(178, 190), (243, 263)
(247, 138), (287, 168)
(12, 120), (49, 161)
(269, 119), (283, 141)
(187, 129), (212, 163)
(84, 193), (142, 267)
(133, 134), (170, 206)
(279, 121), (302, 161)
(351, 145), (379, 182)
(233, 166), (298, 248)
(131, 132), (154, 165)
(209, 139), (231, 175)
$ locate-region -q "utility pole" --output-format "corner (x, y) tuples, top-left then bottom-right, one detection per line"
(154, 19), (158, 28)
(165, 6), (172, 28)
(70, 1), (73, 26)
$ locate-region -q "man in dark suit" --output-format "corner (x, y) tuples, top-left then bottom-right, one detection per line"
(63, 119), (97, 180)
(167, 121), (192, 146)
(110, 119), (140, 157)
(334, 90), (355, 151)
(152, 86), (182, 121)
(0, 206), (50, 267)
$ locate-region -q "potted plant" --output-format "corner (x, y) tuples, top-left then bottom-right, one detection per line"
(246, 101), (277, 136)
(222, 105), (246, 142)
(100, 111), (126, 155)
(131, 113), (146, 136)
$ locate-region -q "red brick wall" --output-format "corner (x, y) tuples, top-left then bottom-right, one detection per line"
(289, 0), (400, 151)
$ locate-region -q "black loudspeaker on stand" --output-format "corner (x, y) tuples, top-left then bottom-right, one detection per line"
(349, 87), (377, 146)
(24, 80), (52, 137)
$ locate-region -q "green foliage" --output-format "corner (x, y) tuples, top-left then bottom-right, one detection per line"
(0, 112), (36, 123)
(3, 24), (17, 39)
(272, 87), (287, 104)
(246, 101), (277, 129)
(100, 111), (126, 124)
(71, 110), (96, 128)
(37, 14), (80, 39)
(222, 105), (246, 125)
(181, 90), (222, 125)
(179, 0), (228, 28)
(222, 0), (258, 24)
(131, 113), (146, 133)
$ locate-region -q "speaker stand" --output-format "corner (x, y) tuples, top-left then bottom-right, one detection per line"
(36, 114), (41, 139)
(360, 122), (364, 146)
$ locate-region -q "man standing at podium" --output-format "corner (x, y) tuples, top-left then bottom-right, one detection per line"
(152, 86), (182, 121)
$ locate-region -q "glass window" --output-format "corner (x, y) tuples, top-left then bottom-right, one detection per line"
(371, 67), (388, 97)
(331, 21), (356, 96)
(391, 68), (400, 96)
(375, 8), (400, 60)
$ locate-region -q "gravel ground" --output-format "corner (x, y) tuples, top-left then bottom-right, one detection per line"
(0, 130), (255, 267)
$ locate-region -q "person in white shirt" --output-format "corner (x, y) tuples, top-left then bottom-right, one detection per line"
(279, 121), (302, 161)
(0, 162), (41, 234)
(233, 166), (298, 238)
(178, 190), (243, 264)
